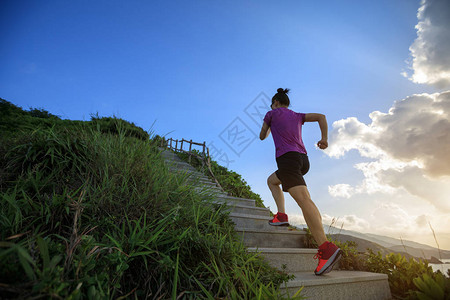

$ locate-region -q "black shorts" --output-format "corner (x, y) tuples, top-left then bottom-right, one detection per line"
(275, 151), (310, 192)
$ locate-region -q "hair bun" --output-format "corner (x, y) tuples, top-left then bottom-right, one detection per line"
(277, 88), (290, 94)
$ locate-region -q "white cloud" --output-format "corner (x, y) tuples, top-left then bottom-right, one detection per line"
(289, 214), (306, 226)
(325, 117), (381, 159)
(325, 214), (371, 233)
(380, 166), (450, 211)
(367, 202), (450, 246)
(405, 0), (450, 88)
(370, 202), (415, 234)
(290, 213), (370, 233)
(326, 91), (450, 211)
(327, 91), (450, 177)
(415, 214), (430, 227)
(328, 184), (355, 198)
(328, 160), (401, 198)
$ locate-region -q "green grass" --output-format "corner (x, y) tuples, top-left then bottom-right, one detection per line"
(0, 99), (302, 299)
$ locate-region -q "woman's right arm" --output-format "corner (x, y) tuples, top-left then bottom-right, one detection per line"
(259, 121), (271, 140)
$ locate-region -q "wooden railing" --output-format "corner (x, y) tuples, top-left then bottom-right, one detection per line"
(162, 137), (223, 191)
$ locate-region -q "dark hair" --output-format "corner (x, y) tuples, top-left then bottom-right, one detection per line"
(272, 88), (290, 106)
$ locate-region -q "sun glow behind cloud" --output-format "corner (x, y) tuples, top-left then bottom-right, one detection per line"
(326, 91), (450, 211)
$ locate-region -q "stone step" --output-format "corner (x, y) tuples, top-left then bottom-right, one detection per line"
(168, 166), (209, 178)
(183, 178), (219, 189)
(248, 247), (317, 273)
(186, 182), (219, 191)
(193, 183), (222, 190)
(165, 164), (222, 189)
(182, 178), (219, 190)
(168, 171), (212, 185)
(162, 150), (391, 299)
(160, 151), (181, 158)
(285, 271), (391, 300)
(229, 212), (289, 231)
(187, 177), (219, 187)
(192, 184), (223, 192)
(161, 151), (209, 171)
(168, 166), (196, 173)
(165, 160), (196, 167)
(184, 174), (212, 182)
(214, 195), (256, 207)
(163, 159), (193, 166)
(184, 174), (212, 181)
(235, 228), (306, 248)
(161, 151), (392, 300)
(223, 204), (270, 217)
(159, 150), (183, 161)
(163, 157), (196, 164)
(166, 164), (198, 173)
(193, 186), (226, 195)
(162, 153), (222, 189)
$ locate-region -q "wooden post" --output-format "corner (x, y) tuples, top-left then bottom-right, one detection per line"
(188, 139), (192, 164)
(202, 142), (206, 158)
(180, 139), (184, 152)
(169, 138), (172, 150)
(207, 147), (211, 166)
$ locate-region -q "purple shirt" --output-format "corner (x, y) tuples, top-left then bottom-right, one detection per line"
(263, 107), (307, 158)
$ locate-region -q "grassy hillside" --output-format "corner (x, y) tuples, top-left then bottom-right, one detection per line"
(0, 99), (299, 299)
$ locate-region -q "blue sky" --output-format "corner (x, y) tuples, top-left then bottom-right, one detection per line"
(2, 0), (450, 249)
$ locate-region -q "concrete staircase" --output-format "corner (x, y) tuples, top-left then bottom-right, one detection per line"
(161, 149), (392, 299)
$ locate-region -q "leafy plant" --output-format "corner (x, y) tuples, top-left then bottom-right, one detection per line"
(332, 239), (366, 271)
(413, 271), (450, 300)
(365, 250), (434, 299)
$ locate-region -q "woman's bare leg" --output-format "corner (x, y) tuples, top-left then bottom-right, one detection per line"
(288, 185), (327, 246)
(267, 172), (285, 213)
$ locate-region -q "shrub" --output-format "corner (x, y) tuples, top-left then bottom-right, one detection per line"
(332, 239), (367, 271)
(365, 250), (435, 299)
(413, 271), (450, 300)
(90, 114), (149, 141)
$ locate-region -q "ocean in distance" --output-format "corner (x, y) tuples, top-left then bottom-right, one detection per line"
(430, 259), (450, 277)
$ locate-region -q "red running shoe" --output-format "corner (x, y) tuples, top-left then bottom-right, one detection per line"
(314, 241), (342, 275)
(268, 212), (289, 226)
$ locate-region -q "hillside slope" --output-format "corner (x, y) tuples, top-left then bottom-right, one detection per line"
(318, 225), (450, 259)
(0, 99), (294, 299)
